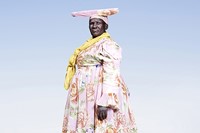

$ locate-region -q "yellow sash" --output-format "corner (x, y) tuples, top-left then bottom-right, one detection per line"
(64, 32), (110, 90)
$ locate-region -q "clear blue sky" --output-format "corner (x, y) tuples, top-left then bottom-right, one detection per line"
(0, 0), (199, 133)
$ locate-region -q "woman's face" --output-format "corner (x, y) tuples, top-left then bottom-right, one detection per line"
(89, 18), (107, 38)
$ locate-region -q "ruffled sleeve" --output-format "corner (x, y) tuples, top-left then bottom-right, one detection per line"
(96, 39), (122, 111)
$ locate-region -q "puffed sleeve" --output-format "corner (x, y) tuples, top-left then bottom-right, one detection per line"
(96, 39), (122, 111)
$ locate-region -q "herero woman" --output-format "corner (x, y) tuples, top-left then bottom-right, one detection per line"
(62, 8), (137, 133)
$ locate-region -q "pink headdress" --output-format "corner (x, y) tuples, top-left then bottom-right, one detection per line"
(71, 8), (119, 24)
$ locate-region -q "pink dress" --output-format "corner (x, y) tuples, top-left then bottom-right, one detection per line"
(62, 37), (137, 133)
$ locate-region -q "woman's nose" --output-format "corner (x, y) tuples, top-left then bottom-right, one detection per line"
(92, 23), (98, 28)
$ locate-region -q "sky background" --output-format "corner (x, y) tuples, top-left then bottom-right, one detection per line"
(0, 0), (200, 133)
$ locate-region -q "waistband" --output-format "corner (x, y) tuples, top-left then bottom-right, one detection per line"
(77, 64), (102, 69)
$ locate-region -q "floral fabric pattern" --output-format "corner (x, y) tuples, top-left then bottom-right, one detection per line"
(62, 38), (137, 133)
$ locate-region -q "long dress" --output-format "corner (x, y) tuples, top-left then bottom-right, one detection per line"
(62, 37), (137, 133)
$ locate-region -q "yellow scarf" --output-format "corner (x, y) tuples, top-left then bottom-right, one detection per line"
(64, 32), (110, 90)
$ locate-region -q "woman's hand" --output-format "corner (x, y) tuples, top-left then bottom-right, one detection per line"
(97, 106), (108, 121)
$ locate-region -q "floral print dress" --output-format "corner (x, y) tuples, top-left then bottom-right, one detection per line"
(62, 37), (137, 133)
